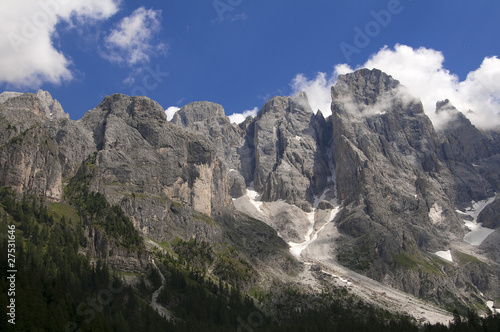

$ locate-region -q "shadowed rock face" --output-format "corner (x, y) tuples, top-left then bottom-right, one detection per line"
(326, 69), (500, 302)
(436, 99), (500, 205)
(171, 101), (248, 198)
(330, 69), (461, 271)
(477, 197), (500, 229)
(251, 93), (332, 210)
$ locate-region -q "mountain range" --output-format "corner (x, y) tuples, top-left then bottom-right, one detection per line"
(1, 68), (500, 329)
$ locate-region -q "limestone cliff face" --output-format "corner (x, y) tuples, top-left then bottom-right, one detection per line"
(171, 101), (243, 170)
(0, 124), (63, 200)
(84, 226), (148, 273)
(0, 92), (231, 241)
(171, 101), (248, 198)
(79, 94), (230, 218)
(328, 69), (500, 302)
(436, 99), (500, 205)
(0, 90), (68, 120)
(331, 69), (464, 244)
(0, 91), (83, 200)
(171, 96), (333, 210)
(252, 94), (331, 210)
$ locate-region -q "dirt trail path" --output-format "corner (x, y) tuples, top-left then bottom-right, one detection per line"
(150, 258), (170, 319)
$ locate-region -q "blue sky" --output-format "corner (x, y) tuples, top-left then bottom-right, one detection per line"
(1, 0), (500, 127)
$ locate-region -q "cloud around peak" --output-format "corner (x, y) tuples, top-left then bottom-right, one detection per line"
(290, 64), (353, 116)
(362, 45), (500, 130)
(290, 44), (500, 130)
(165, 106), (180, 121)
(228, 107), (258, 124)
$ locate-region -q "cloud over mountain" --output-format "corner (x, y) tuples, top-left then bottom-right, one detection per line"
(291, 44), (500, 130)
(228, 107), (258, 124)
(165, 106), (180, 121)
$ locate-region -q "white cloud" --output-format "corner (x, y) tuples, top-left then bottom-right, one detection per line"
(291, 72), (333, 115)
(228, 107), (258, 124)
(104, 7), (166, 66)
(290, 65), (351, 115)
(165, 106), (180, 121)
(290, 44), (500, 130)
(0, 0), (120, 87)
(360, 44), (500, 130)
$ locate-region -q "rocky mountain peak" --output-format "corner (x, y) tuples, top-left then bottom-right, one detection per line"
(171, 101), (226, 127)
(0, 91), (23, 103)
(434, 99), (477, 132)
(77, 94), (231, 218)
(332, 68), (400, 107)
(251, 93), (331, 209)
(0, 90), (68, 120)
(92, 94), (167, 121)
(436, 99), (500, 176)
(35, 89), (68, 119)
(170, 101), (244, 174)
(435, 99), (456, 113)
(79, 94), (168, 149)
(257, 94), (314, 120)
(0, 92), (45, 120)
(169, 101), (249, 199)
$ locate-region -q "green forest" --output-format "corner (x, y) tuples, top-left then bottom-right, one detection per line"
(1, 186), (500, 331)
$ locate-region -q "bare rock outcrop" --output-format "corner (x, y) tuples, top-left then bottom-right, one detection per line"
(78, 94), (231, 239)
(328, 69), (500, 303)
(251, 93), (332, 210)
(171, 101), (248, 197)
(85, 226), (148, 273)
(436, 99), (498, 205)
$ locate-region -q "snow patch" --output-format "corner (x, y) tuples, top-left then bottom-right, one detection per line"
(457, 195), (496, 246)
(321, 270), (338, 278)
(321, 270), (352, 285)
(434, 250), (453, 262)
(487, 301), (500, 314)
(288, 188), (341, 258)
(288, 153), (342, 259)
(295, 135), (302, 141)
(464, 227), (495, 246)
(246, 186), (263, 212)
